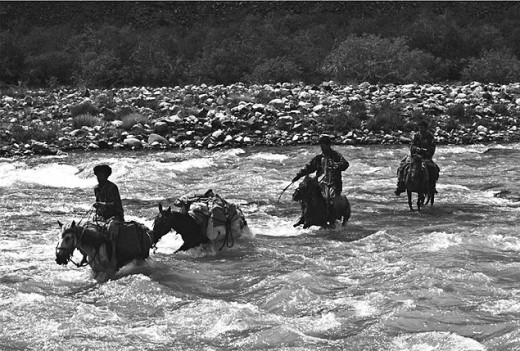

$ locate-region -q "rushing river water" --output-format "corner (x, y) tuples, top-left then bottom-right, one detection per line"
(1, 143), (520, 351)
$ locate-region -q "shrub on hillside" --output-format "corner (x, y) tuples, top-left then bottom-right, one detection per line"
(0, 33), (26, 85)
(322, 34), (437, 84)
(366, 100), (406, 132)
(254, 88), (278, 104)
(121, 113), (148, 131)
(9, 123), (60, 143)
(247, 57), (302, 84)
(444, 103), (482, 129)
(72, 114), (101, 129)
(320, 107), (362, 134)
(446, 103), (465, 120)
(349, 100), (369, 121)
(492, 103), (510, 116)
(115, 106), (136, 120)
(25, 50), (75, 86)
(461, 49), (520, 83)
(70, 101), (98, 117)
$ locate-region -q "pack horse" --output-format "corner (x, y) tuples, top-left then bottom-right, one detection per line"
(152, 190), (248, 252)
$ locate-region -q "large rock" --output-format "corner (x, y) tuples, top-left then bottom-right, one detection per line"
(123, 137), (143, 149)
(147, 133), (169, 145)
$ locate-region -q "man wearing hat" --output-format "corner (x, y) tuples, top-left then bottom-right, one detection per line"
(291, 135), (349, 226)
(395, 120), (439, 195)
(93, 164), (124, 222)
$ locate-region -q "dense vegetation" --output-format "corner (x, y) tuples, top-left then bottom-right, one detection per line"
(1, 1), (520, 88)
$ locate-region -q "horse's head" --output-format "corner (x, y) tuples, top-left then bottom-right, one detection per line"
(292, 176), (321, 202)
(151, 203), (174, 244)
(56, 220), (77, 265)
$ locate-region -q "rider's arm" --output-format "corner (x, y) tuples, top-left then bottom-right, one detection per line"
(424, 134), (436, 159)
(334, 152), (349, 171)
(294, 155), (320, 181)
(410, 133), (423, 157)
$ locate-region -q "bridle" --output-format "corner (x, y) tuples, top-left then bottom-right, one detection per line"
(151, 211), (173, 251)
(56, 224), (99, 268)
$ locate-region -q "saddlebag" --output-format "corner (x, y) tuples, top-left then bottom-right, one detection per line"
(187, 192), (244, 242)
(113, 221), (151, 262)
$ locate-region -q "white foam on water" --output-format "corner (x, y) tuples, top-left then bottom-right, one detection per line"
(418, 232), (463, 252)
(0, 162), (96, 188)
(480, 299), (520, 315)
(248, 153), (289, 161)
(252, 216), (315, 237)
(14, 292), (46, 305)
(436, 144), (489, 155)
(390, 331), (485, 351)
(174, 158), (215, 172)
(488, 233), (520, 251)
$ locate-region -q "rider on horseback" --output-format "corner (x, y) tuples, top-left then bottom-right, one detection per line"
(395, 120), (440, 196)
(292, 135), (349, 226)
(92, 164), (125, 262)
(93, 164), (124, 222)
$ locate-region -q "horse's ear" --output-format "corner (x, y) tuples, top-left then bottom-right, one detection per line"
(57, 220), (63, 228)
(158, 203), (163, 212)
(71, 220), (76, 228)
(167, 206), (171, 213)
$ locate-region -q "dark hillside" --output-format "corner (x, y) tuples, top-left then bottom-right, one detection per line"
(1, 1), (518, 29)
(2, 1), (520, 87)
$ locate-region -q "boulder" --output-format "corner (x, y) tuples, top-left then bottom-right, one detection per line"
(123, 137), (143, 149)
(147, 133), (169, 145)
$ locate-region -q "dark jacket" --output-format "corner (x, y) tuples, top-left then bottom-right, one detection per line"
(94, 180), (124, 221)
(295, 149), (349, 194)
(411, 131), (436, 160)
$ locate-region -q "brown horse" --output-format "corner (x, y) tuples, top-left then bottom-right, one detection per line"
(292, 176), (351, 229)
(55, 220), (152, 282)
(404, 155), (434, 211)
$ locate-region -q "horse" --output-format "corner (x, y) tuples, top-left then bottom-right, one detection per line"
(292, 176), (351, 229)
(55, 220), (152, 282)
(404, 155), (435, 211)
(152, 202), (248, 252)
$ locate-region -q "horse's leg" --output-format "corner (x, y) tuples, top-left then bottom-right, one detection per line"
(337, 197), (350, 226)
(407, 190), (414, 211)
(417, 194), (422, 212)
(430, 192), (435, 206)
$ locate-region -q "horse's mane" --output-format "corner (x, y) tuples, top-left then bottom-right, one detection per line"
(304, 177), (325, 198)
(67, 222), (107, 248)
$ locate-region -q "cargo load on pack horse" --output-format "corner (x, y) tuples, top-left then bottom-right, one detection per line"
(152, 190), (248, 252)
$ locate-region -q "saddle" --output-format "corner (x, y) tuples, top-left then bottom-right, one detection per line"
(102, 220), (151, 263)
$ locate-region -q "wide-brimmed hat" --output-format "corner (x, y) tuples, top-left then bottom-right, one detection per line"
(93, 164), (112, 176)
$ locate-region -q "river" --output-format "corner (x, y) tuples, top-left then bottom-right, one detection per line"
(1, 143), (519, 350)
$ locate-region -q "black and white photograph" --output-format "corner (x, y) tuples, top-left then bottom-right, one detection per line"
(1, 1), (520, 350)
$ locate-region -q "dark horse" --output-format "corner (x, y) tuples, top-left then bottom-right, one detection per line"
(292, 176), (351, 229)
(152, 203), (248, 252)
(404, 155), (435, 211)
(56, 220), (152, 282)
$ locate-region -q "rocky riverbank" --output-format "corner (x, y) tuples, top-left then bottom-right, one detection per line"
(1, 81), (520, 157)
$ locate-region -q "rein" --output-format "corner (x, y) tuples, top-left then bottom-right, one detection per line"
(218, 217), (234, 251)
(277, 181), (295, 202)
(56, 224), (99, 268)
